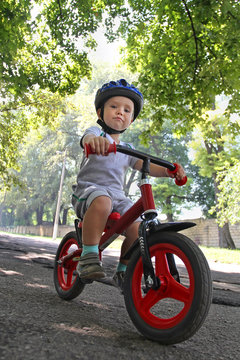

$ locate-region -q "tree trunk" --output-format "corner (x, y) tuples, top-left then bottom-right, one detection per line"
(0, 205), (3, 226)
(0, 192), (6, 226)
(124, 169), (138, 197)
(218, 223), (236, 249)
(203, 135), (237, 249)
(36, 205), (44, 225)
(166, 196), (174, 222)
(62, 208), (68, 225)
(166, 213), (174, 222)
(212, 173), (236, 249)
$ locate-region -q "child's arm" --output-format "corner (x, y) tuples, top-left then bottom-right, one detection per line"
(134, 160), (186, 182)
(82, 134), (110, 155)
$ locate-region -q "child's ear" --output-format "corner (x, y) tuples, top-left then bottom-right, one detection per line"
(97, 108), (101, 119)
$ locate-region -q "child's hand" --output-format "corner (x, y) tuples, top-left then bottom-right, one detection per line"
(167, 163), (186, 182)
(86, 136), (110, 156)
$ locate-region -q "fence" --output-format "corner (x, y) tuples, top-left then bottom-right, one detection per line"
(0, 218), (239, 248)
(181, 218), (240, 248)
(0, 224), (73, 239)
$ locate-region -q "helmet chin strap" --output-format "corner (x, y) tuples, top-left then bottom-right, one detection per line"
(97, 119), (127, 134)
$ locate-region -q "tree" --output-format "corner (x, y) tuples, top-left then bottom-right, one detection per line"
(122, 118), (215, 221)
(214, 162), (240, 226)
(114, 0), (240, 130)
(1, 0), (100, 96)
(2, 1), (240, 188)
(189, 108), (239, 248)
(108, 0), (239, 247)
(0, 97), (85, 226)
(0, 62), (138, 225)
(1, 0), (132, 97)
(0, 0), (127, 186)
(0, 90), (66, 188)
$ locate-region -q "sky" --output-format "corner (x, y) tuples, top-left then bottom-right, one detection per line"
(89, 27), (125, 65)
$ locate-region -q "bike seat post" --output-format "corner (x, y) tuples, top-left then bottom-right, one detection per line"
(139, 157), (158, 221)
(141, 157), (150, 180)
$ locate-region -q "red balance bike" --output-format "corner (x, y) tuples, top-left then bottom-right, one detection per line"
(54, 144), (212, 345)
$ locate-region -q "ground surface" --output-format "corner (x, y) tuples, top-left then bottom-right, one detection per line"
(0, 233), (239, 360)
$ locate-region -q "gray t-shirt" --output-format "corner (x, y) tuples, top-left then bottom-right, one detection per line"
(75, 126), (138, 195)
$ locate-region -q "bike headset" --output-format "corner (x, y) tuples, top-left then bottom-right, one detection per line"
(94, 79), (144, 134)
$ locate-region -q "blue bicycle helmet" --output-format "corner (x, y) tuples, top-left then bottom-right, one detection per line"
(95, 79), (144, 134)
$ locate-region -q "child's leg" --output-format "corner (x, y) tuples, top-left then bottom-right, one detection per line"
(77, 195), (112, 279)
(120, 221), (141, 265)
(82, 195), (112, 246)
(113, 221), (140, 290)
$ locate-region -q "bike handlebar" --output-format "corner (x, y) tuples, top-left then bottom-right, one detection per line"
(84, 143), (187, 186)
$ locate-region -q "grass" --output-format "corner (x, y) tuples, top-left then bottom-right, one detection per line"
(0, 231), (62, 242)
(200, 246), (240, 265)
(1, 230), (239, 265)
(109, 239), (240, 265)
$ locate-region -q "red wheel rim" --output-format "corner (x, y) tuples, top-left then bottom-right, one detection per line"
(57, 237), (79, 291)
(131, 243), (195, 329)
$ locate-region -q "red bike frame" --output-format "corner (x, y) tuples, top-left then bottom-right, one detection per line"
(98, 181), (155, 252)
(58, 143), (186, 267)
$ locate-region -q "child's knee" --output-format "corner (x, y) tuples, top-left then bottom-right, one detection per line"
(90, 195), (112, 214)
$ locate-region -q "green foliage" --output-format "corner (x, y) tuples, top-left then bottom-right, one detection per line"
(1, 0), (102, 96)
(0, 89), (66, 188)
(0, 0), (130, 96)
(213, 162), (240, 226)
(0, 64), (136, 225)
(189, 109), (240, 176)
(116, 0), (240, 132)
(2, 0), (240, 192)
(189, 108), (240, 229)
(0, 1), (127, 186)
(0, 94), (86, 226)
(122, 119), (215, 220)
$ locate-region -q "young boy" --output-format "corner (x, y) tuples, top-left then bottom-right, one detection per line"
(72, 79), (185, 290)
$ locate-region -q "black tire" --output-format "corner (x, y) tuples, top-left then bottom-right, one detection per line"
(123, 231), (212, 345)
(53, 231), (85, 300)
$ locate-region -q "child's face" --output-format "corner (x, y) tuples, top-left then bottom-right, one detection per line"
(98, 96), (134, 132)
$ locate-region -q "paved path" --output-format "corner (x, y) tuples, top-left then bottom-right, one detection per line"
(1, 232), (240, 306)
(0, 233), (240, 360)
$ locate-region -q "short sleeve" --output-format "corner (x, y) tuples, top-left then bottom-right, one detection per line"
(120, 141), (139, 169)
(80, 127), (102, 148)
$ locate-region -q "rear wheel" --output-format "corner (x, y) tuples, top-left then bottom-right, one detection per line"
(124, 231), (212, 344)
(54, 231), (85, 300)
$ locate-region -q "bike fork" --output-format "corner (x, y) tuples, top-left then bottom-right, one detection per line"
(138, 220), (160, 293)
(138, 220), (180, 290)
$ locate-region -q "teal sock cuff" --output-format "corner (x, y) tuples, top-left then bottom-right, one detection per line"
(117, 262), (127, 273)
(81, 245), (99, 257)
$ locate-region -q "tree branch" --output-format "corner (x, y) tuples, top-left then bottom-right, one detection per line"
(57, 0), (63, 19)
(182, 0), (199, 82)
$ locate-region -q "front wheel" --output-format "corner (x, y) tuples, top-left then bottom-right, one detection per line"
(53, 231), (85, 300)
(123, 231), (212, 345)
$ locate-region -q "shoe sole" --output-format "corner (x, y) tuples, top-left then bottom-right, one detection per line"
(78, 271), (106, 280)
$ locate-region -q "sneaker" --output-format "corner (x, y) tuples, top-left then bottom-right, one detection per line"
(113, 271), (125, 293)
(77, 253), (106, 279)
